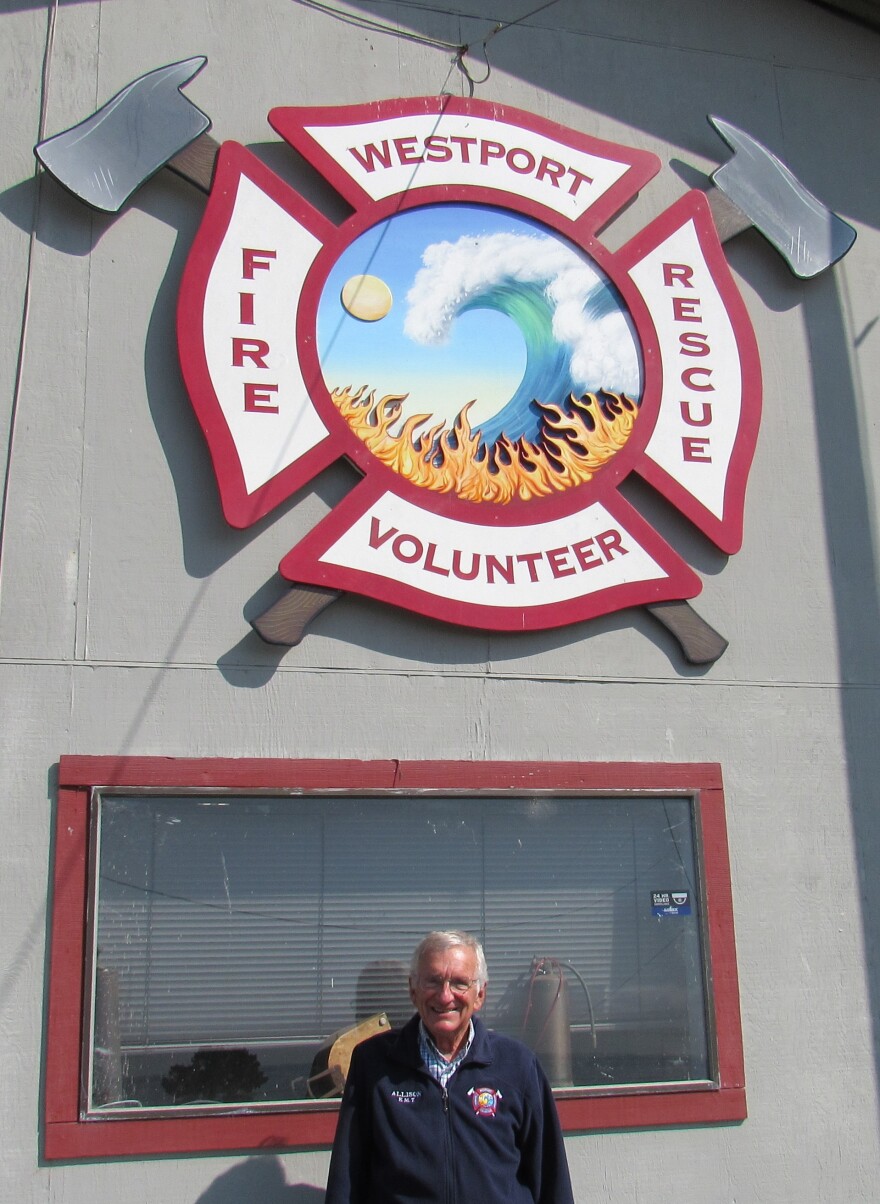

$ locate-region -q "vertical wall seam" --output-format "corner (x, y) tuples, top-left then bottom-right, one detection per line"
(0, 0), (60, 609)
(73, 2), (105, 662)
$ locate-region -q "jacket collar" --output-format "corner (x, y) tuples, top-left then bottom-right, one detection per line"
(392, 1013), (493, 1071)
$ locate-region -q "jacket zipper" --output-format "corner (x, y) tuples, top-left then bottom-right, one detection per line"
(442, 1084), (455, 1204)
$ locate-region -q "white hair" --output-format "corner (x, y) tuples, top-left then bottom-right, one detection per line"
(409, 930), (488, 988)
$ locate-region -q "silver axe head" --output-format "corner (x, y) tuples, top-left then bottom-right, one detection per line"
(35, 57), (211, 213)
(708, 115), (856, 279)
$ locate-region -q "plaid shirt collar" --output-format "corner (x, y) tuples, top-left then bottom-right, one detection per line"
(418, 1019), (475, 1087)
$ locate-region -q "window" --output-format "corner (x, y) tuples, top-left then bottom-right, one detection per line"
(45, 758), (745, 1160)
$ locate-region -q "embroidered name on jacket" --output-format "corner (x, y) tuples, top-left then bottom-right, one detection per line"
(469, 1086), (503, 1117)
(391, 1090), (422, 1105)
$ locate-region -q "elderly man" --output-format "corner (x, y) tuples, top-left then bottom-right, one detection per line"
(325, 930), (574, 1204)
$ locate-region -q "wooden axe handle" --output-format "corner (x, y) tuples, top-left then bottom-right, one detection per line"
(251, 585), (341, 646)
(167, 131), (222, 193)
(705, 187), (753, 244)
(645, 600), (728, 665)
(252, 586), (728, 665)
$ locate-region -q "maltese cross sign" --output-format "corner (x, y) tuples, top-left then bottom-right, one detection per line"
(36, 63), (855, 662)
(178, 96), (760, 660)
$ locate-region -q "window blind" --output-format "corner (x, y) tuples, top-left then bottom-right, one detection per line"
(95, 793), (706, 1060)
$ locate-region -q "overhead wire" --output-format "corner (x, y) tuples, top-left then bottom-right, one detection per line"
(290, 0), (563, 91)
(290, 0), (465, 51)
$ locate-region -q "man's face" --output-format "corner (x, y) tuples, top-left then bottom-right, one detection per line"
(409, 944), (486, 1056)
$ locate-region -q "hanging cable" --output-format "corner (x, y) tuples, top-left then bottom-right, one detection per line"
(290, 0), (466, 52)
(562, 959), (597, 1051)
(291, 0), (564, 93)
(455, 0), (564, 92)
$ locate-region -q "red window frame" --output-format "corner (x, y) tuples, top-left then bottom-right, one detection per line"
(44, 756), (745, 1160)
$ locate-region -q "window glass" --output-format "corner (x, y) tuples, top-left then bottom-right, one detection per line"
(89, 791), (710, 1114)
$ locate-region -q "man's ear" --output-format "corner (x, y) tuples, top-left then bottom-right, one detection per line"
(473, 983), (486, 1012)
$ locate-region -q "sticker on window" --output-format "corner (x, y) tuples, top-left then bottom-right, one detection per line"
(651, 890), (691, 916)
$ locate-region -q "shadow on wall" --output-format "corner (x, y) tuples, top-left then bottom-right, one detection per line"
(194, 1156), (325, 1204)
(330, 2), (880, 1135)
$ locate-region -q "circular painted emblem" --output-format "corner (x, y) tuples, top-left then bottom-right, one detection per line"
(317, 203), (642, 505)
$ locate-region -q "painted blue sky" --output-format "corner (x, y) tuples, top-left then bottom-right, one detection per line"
(317, 202), (640, 440)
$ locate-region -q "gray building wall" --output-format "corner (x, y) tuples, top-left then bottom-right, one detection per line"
(1, 0), (879, 1199)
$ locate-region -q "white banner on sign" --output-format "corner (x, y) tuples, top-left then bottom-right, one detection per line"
(304, 113), (630, 222)
(628, 219), (742, 521)
(319, 490), (669, 608)
(203, 175), (327, 494)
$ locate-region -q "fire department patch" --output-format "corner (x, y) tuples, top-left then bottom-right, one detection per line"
(469, 1086), (503, 1117)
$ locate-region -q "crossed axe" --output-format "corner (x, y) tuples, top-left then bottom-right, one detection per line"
(35, 57), (856, 664)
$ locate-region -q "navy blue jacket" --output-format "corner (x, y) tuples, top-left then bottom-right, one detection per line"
(325, 1015), (574, 1204)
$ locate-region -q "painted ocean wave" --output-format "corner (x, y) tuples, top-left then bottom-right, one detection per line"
(404, 232), (641, 445)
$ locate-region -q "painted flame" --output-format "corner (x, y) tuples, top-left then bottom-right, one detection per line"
(331, 386), (639, 504)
